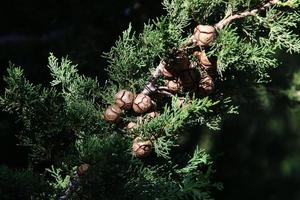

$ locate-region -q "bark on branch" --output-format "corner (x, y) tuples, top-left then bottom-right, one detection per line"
(214, 0), (279, 30)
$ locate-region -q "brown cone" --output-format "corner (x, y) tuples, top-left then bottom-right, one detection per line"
(133, 94), (153, 114)
(127, 122), (138, 129)
(193, 51), (217, 76)
(162, 65), (176, 79)
(168, 50), (190, 74)
(146, 111), (159, 118)
(103, 105), (122, 123)
(179, 68), (200, 91)
(199, 75), (215, 96)
(115, 90), (135, 110)
(167, 80), (181, 93)
(193, 25), (216, 47)
(161, 61), (177, 79)
(77, 163), (90, 176)
(175, 97), (186, 108)
(132, 137), (153, 158)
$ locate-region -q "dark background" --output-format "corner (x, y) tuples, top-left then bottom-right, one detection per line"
(1, 1), (300, 200)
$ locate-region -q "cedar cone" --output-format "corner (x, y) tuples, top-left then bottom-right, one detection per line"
(167, 50), (190, 74)
(103, 105), (122, 123)
(127, 122), (138, 129)
(199, 75), (215, 96)
(179, 68), (200, 91)
(193, 51), (217, 76)
(146, 111), (159, 118)
(77, 163), (90, 176)
(133, 94), (153, 114)
(170, 51), (190, 73)
(166, 80), (181, 92)
(193, 25), (216, 47)
(162, 62), (176, 79)
(132, 137), (153, 158)
(115, 90), (135, 110)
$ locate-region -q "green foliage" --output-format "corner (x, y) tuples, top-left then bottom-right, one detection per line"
(71, 135), (133, 200)
(125, 146), (221, 200)
(211, 26), (278, 82)
(0, 65), (70, 163)
(179, 0), (226, 23)
(175, 147), (223, 200)
(104, 1), (190, 93)
(1, 0), (299, 200)
(264, 9), (300, 53)
(0, 165), (50, 200)
(286, 70), (300, 102)
(0, 55), (108, 164)
(134, 96), (218, 158)
(46, 165), (73, 191)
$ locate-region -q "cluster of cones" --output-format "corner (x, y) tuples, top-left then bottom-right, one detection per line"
(103, 89), (157, 157)
(161, 25), (217, 96)
(103, 24), (218, 158)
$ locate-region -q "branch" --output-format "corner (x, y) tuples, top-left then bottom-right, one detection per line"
(141, 0), (280, 98)
(214, 0), (279, 30)
(141, 61), (165, 95)
(58, 174), (80, 200)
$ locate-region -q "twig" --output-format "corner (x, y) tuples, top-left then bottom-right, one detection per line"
(141, 61), (165, 95)
(214, 0), (279, 30)
(58, 174), (80, 200)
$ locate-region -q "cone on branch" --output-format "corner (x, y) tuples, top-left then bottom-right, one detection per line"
(115, 90), (135, 110)
(168, 50), (190, 73)
(166, 80), (181, 93)
(192, 25), (216, 47)
(77, 163), (90, 176)
(179, 68), (200, 91)
(193, 51), (217, 76)
(133, 93), (153, 114)
(199, 75), (215, 96)
(103, 105), (122, 123)
(162, 62), (177, 79)
(175, 97), (187, 108)
(146, 111), (159, 118)
(174, 96), (194, 108)
(127, 122), (138, 130)
(132, 137), (153, 158)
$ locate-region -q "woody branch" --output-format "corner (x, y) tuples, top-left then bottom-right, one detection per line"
(214, 0), (279, 30)
(142, 0), (280, 96)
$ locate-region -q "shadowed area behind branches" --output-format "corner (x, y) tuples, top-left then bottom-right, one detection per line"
(214, 53), (300, 200)
(0, 0), (163, 167)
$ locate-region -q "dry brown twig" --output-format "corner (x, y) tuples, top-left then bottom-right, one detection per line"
(214, 0), (279, 30)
